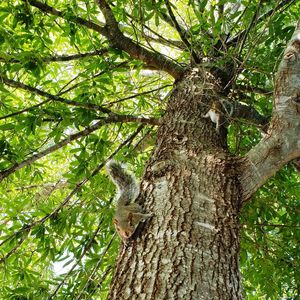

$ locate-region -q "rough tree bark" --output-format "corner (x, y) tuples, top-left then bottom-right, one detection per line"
(240, 20), (300, 201)
(108, 68), (242, 299)
(107, 21), (300, 300)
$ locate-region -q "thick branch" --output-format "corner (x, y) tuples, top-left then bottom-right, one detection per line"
(229, 101), (269, 128)
(28, 0), (107, 32)
(239, 131), (299, 202)
(107, 115), (160, 126)
(112, 35), (183, 77)
(216, 99), (269, 128)
(29, 0), (185, 79)
(240, 20), (300, 202)
(96, 0), (185, 79)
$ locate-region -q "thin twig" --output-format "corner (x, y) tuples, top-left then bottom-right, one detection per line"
(105, 84), (172, 106)
(57, 61), (128, 96)
(88, 265), (114, 298)
(237, 0), (263, 56)
(0, 228), (30, 263)
(226, 0), (295, 47)
(48, 218), (105, 299)
(0, 49), (109, 64)
(75, 234), (116, 300)
(164, 0), (200, 63)
(0, 99), (51, 121)
(243, 223), (300, 228)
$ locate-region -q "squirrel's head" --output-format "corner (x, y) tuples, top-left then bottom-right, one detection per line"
(113, 213), (136, 240)
(211, 100), (222, 111)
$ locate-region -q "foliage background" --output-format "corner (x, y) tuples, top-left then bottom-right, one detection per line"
(0, 0), (299, 299)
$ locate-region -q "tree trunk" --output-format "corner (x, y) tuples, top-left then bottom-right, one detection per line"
(107, 68), (243, 300)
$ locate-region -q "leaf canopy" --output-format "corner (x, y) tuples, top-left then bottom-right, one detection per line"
(0, 0), (299, 299)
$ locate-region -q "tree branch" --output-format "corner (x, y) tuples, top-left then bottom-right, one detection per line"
(43, 49), (109, 62)
(28, 0), (107, 33)
(236, 0), (263, 56)
(0, 99), (50, 121)
(110, 4), (185, 50)
(148, 1), (188, 37)
(164, 0), (200, 63)
(236, 84), (272, 95)
(243, 223), (300, 228)
(28, 0), (185, 79)
(0, 116), (158, 182)
(95, 0), (185, 79)
(0, 74), (111, 114)
(213, 99), (270, 128)
(0, 228), (30, 263)
(0, 75), (163, 124)
(88, 265), (113, 298)
(141, 31), (185, 50)
(56, 61), (128, 97)
(0, 121), (103, 182)
(229, 100), (270, 128)
(240, 20), (300, 202)
(0, 49), (109, 64)
(292, 158), (300, 172)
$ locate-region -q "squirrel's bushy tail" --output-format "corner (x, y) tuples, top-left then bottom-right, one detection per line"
(106, 160), (139, 206)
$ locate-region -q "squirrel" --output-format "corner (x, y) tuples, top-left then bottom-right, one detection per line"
(203, 101), (223, 132)
(203, 99), (233, 132)
(106, 160), (153, 242)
